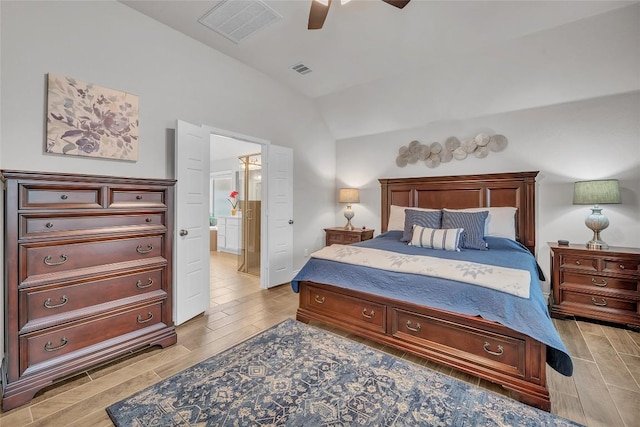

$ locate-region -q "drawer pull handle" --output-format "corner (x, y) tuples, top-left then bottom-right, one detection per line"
(575, 260), (581, 265)
(136, 195), (143, 200)
(45, 337), (68, 352)
(405, 320), (421, 332)
(591, 297), (607, 307)
(60, 194), (68, 200)
(361, 308), (375, 319)
(45, 222), (54, 228)
(136, 244), (153, 254)
(44, 295), (68, 309)
(136, 278), (154, 289)
(314, 295), (325, 304)
(619, 264), (625, 270)
(591, 278), (608, 287)
(44, 254), (68, 266)
(137, 312), (154, 324)
(145, 217), (152, 223)
(483, 342), (504, 357)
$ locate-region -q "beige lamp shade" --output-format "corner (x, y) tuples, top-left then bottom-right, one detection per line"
(338, 188), (360, 203)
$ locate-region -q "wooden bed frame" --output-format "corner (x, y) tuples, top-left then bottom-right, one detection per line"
(296, 171), (552, 411)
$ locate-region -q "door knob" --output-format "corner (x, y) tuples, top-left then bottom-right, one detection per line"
(179, 229), (188, 236)
(288, 220), (294, 225)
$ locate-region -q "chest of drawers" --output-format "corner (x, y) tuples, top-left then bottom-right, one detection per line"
(1, 170), (177, 410)
(549, 243), (640, 329)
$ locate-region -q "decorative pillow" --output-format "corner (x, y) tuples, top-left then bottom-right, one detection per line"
(388, 205), (439, 232)
(410, 225), (463, 251)
(443, 207), (517, 240)
(401, 209), (442, 242)
(442, 210), (489, 250)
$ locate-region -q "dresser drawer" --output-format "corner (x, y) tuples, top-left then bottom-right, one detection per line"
(21, 269), (165, 330)
(21, 186), (102, 209)
(602, 259), (640, 275)
(109, 189), (166, 208)
(392, 308), (526, 377)
(20, 302), (164, 375)
(560, 290), (637, 313)
(560, 255), (598, 272)
(305, 285), (386, 333)
(561, 272), (637, 292)
(22, 236), (163, 282)
(21, 213), (165, 239)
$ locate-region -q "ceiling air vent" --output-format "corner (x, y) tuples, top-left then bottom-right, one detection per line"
(199, 0), (282, 44)
(291, 63), (312, 75)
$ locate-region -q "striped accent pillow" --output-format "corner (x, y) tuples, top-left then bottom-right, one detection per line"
(442, 210), (489, 250)
(410, 225), (463, 251)
(401, 209), (442, 242)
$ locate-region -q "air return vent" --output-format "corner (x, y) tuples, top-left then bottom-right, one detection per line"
(199, 0), (282, 44)
(291, 63), (312, 75)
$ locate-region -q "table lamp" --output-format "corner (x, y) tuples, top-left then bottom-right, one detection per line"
(573, 179), (621, 249)
(338, 188), (359, 230)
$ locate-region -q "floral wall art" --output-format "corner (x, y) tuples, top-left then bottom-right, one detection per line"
(46, 73), (139, 161)
(396, 133), (508, 168)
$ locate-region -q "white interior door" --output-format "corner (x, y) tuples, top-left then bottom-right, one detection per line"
(263, 144), (294, 288)
(174, 120), (210, 325)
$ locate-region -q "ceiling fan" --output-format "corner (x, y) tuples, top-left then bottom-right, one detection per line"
(308, 0), (411, 30)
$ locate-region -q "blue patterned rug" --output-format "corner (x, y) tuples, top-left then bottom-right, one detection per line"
(106, 319), (580, 426)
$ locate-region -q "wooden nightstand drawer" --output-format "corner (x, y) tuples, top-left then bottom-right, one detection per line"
(561, 272), (637, 292)
(324, 227), (374, 246)
(560, 255), (598, 272)
(560, 290), (637, 313)
(602, 259), (640, 275)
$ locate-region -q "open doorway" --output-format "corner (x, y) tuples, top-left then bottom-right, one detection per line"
(209, 135), (262, 284)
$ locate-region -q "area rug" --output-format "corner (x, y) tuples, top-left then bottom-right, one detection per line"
(107, 319), (580, 426)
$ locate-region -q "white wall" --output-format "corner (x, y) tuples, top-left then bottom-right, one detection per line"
(0, 0), (336, 360)
(335, 92), (640, 295)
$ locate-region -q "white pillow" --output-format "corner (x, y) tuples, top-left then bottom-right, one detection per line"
(410, 225), (463, 251)
(387, 205), (440, 231)
(443, 207), (516, 240)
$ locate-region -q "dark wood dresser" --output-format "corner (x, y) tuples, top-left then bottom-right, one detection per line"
(549, 243), (640, 329)
(324, 227), (374, 246)
(1, 170), (177, 410)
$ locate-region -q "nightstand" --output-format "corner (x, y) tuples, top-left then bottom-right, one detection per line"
(549, 243), (640, 329)
(324, 227), (374, 246)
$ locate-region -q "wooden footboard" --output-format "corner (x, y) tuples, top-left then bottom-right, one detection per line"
(296, 281), (550, 411)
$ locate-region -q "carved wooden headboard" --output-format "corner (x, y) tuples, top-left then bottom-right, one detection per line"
(379, 171), (539, 254)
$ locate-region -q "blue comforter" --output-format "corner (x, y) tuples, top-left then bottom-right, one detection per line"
(291, 231), (573, 376)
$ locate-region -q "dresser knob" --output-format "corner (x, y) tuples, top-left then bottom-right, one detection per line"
(145, 218), (152, 223)
(136, 195), (142, 200)
(575, 260), (581, 265)
(46, 222), (54, 228)
(619, 264), (625, 270)
(136, 244), (153, 254)
(60, 194), (68, 200)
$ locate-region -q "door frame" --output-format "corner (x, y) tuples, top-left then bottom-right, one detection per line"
(203, 125), (271, 289)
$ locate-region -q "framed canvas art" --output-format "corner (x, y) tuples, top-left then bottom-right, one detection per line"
(46, 73), (139, 161)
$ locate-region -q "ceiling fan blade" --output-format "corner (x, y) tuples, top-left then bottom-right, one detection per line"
(381, 0), (411, 9)
(308, 0), (331, 30)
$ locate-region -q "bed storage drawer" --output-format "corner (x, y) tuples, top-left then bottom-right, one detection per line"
(303, 284), (386, 333)
(391, 308), (526, 377)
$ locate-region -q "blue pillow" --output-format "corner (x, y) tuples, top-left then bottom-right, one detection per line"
(441, 210), (488, 250)
(401, 209), (442, 242)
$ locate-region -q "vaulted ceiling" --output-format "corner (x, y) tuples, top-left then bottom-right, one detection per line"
(121, 0), (639, 140)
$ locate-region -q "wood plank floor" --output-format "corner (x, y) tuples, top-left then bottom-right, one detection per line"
(1, 250), (639, 426)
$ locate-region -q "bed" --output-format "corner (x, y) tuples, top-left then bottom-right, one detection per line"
(292, 171), (572, 411)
